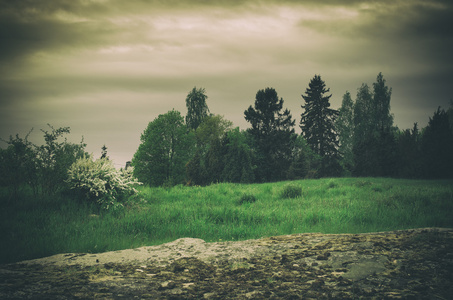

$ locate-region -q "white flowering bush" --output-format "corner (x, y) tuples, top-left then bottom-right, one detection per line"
(66, 156), (141, 210)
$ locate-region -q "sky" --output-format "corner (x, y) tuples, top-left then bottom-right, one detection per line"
(1, 0), (452, 168)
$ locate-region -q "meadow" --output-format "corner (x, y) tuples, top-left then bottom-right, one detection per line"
(1, 177), (452, 265)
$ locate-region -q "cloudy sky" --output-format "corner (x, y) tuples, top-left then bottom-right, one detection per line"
(1, 0), (452, 168)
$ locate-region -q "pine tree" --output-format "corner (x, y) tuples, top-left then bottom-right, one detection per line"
(300, 75), (340, 177)
(352, 73), (396, 177)
(335, 91), (354, 174)
(373, 72), (393, 131)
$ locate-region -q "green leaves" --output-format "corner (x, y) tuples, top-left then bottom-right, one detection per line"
(352, 73), (396, 177)
(133, 110), (195, 186)
(244, 87), (295, 182)
(185, 87), (210, 131)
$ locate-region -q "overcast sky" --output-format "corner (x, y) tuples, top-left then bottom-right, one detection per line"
(1, 0), (452, 168)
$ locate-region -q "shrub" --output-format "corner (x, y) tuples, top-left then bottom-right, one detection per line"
(66, 156), (142, 210)
(238, 193), (257, 205)
(280, 184), (302, 199)
(327, 180), (337, 189)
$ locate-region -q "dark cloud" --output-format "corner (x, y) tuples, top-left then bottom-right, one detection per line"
(1, 0), (452, 166)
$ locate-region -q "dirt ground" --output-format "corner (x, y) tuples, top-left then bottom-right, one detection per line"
(1, 228), (452, 299)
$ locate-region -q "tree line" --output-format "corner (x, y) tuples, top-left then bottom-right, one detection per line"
(1, 73), (452, 197)
(132, 73), (453, 186)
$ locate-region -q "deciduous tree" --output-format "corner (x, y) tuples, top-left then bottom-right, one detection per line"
(221, 128), (255, 183)
(186, 115), (232, 185)
(0, 130), (37, 198)
(244, 87), (295, 182)
(133, 110), (194, 186)
(185, 87), (210, 131)
(36, 125), (87, 195)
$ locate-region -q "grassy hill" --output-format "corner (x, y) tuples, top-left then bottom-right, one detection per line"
(1, 177), (452, 264)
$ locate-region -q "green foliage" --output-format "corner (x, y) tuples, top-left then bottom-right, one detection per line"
(221, 128), (255, 184)
(195, 114), (232, 146)
(396, 129), (415, 176)
(300, 75), (339, 176)
(372, 72), (394, 130)
(185, 86), (210, 130)
(421, 107), (453, 178)
(186, 115), (232, 185)
(133, 110), (195, 186)
(352, 74), (397, 177)
(37, 124), (87, 195)
(0, 130), (37, 198)
(0, 125), (87, 198)
(287, 135), (321, 180)
(186, 149), (206, 186)
(66, 156), (141, 210)
(244, 87), (296, 182)
(280, 184), (302, 199)
(336, 91), (354, 175)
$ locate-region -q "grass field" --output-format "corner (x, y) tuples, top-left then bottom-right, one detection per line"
(1, 177), (452, 264)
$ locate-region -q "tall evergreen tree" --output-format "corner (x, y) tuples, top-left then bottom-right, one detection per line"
(372, 72), (398, 176)
(185, 87), (209, 131)
(244, 87), (295, 182)
(421, 107), (453, 178)
(300, 75), (340, 177)
(335, 91), (354, 174)
(373, 72), (393, 131)
(352, 83), (376, 176)
(352, 73), (396, 177)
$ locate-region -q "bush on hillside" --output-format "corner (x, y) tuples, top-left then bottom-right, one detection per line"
(66, 156), (142, 210)
(280, 184), (302, 199)
(238, 193), (257, 205)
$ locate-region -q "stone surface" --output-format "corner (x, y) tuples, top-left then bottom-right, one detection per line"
(1, 228), (452, 299)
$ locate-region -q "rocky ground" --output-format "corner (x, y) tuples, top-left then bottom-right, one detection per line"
(1, 228), (452, 299)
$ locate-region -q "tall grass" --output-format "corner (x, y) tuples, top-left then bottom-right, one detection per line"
(1, 178), (452, 264)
